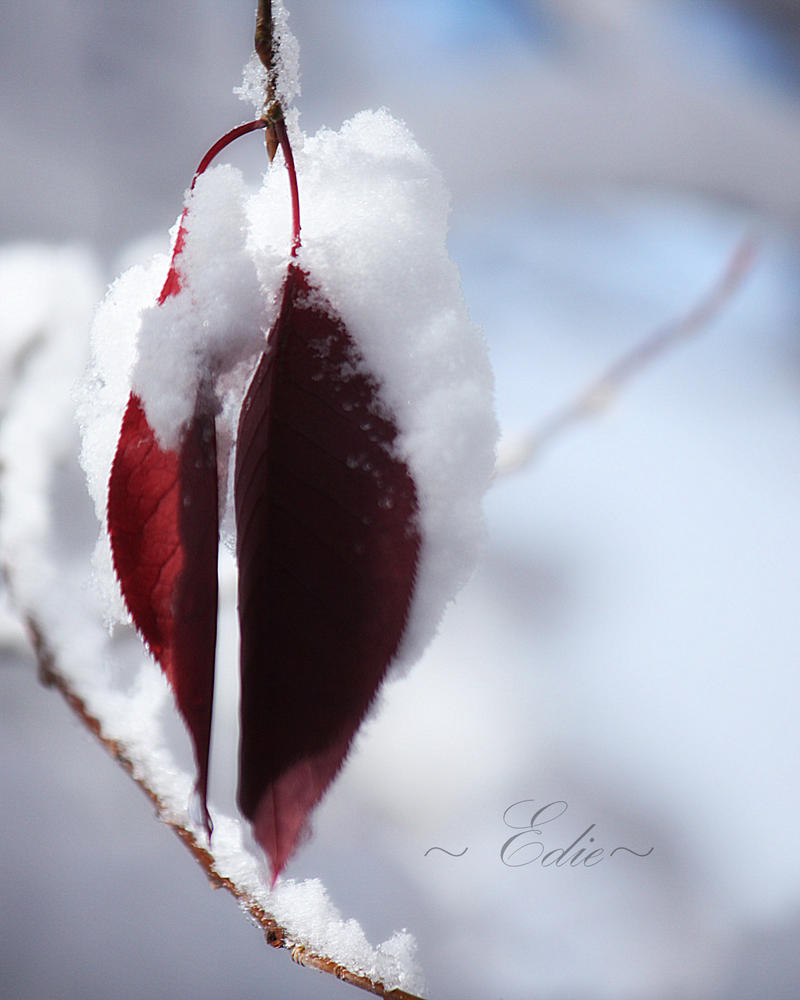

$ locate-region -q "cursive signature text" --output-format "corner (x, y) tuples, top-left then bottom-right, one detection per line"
(500, 799), (653, 869)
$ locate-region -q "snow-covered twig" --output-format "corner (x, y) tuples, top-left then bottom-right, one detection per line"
(24, 614), (426, 1000)
(495, 234), (759, 476)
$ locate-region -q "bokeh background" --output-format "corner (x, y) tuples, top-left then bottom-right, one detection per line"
(2, 2), (800, 998)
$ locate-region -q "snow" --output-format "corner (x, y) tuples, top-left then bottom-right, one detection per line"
(234, 0), (301, 116)
(247, 107), (498, 667)
(0, 241), (427, 995)
(269, 0), (302, 113)
(235, 0), (302, 141)
(14, 74), (498, 997)
(270, 880), (421, 993)
(79, 107), (497, 673)
(132, 165), (266, 448)
(5, 185), (800, 1000)
(4, 4), (800, 999)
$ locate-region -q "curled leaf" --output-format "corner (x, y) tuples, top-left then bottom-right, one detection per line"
(234, 264), (421, 879)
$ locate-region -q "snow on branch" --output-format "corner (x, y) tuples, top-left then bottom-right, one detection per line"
(0, 243), (427, 1000)
(25, 614), (425, 1000)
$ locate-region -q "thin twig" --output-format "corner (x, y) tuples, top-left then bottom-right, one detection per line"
(255, 0), (282, 161)
(254, 0), (275, 80)
(494, 235), (759, 477)
(25, 616), (425, 1000)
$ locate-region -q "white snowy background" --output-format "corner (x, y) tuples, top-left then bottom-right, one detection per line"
(2, 2), (800, 999)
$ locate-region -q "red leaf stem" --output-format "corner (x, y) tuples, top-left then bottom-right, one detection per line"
(273, 116), (301, 253)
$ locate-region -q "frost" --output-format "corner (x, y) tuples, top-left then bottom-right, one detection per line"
(234, 55), (269, 112)
(234, 0), (301, 115)
(271, 0), (302, 112)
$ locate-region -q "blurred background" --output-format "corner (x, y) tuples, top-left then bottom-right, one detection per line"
(2, 2), (800, 998)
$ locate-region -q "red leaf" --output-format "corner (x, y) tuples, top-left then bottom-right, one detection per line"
(104, 120), (271, 833)
(234, 264), (421, 880)
(108, 391), (218, 830)
(158, 223), (186, 304)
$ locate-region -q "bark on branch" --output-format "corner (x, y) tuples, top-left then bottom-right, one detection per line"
(25, 615), (426, 1000)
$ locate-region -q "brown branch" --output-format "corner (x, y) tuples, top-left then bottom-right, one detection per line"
(254, 0), (275, 78)
(255, 0), (281, 161)
(25, 615), (426, 1000)
(494, 235), (759, 476)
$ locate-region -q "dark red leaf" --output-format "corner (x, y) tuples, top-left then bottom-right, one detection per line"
(108, 390), (218, 831)
(234, 264), (421, 880)
(104, 120), (272, 833)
